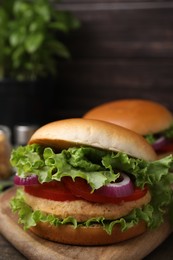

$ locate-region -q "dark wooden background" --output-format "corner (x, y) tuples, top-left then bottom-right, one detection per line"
(1, 2), (173, 258)
(48, 0), (173, 122)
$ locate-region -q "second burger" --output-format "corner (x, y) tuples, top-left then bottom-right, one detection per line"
(83, 99), (173, 156)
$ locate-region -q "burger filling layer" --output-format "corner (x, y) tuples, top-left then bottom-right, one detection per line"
(23, 190), (151, 221)
(10, 144), (173, 235)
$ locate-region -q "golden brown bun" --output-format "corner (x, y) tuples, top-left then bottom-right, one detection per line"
(29, 118), (157, 161)
(83, 99), (173, 135)
(30, 220), (147, 245)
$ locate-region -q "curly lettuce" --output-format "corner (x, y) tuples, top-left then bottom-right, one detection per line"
(10, 144), (173, 190)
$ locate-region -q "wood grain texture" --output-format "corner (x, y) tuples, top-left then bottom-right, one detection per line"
(52, 59), (173, 120)
(48, 1), (173, 123)
(0, 234), (25, 260)
(56, 1), (173, 59)
(0, 187), (172, 260)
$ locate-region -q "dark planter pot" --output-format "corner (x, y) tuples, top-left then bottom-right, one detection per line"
(0, 79), (56, 140)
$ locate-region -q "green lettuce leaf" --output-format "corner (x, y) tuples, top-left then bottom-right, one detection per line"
(145, 134), (156, 144)
(164, 124), (173, 139)
(10, 144), (173, 190)
(11, 145), (121, 190)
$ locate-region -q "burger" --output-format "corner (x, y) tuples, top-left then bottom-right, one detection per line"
(83, 99), (173, 156)
(10, 118), (173, 245)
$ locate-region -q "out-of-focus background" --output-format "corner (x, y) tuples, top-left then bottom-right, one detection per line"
(1, 0), (173, 145)
(55, 0), (173, 119)
(0, 1), (173, 258)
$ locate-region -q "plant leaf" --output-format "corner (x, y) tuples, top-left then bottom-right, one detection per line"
(25, 34), (44, 53)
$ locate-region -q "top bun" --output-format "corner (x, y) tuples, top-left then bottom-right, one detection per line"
(83, 99), (173, 135)
(29, 118), (156, 161)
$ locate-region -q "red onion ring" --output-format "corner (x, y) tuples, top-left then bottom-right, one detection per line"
(95, 173), (134, 198)
(152, 136), (168, 151)
(14, 174), (39, 186)
(14, 173), (134, 199)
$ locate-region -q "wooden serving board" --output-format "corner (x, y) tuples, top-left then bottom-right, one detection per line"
(0, 187), (172, 260)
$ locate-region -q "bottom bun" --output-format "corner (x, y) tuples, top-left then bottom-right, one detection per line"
(30, 221), (147, 245)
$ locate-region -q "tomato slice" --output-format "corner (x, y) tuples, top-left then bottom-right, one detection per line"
(62, 177), (148, 204)
(24, 181), (79, 201)
(24, 178), (148, 203)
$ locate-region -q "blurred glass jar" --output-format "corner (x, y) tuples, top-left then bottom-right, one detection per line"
(0, 126), (13, 179)
(14, 124), (38, 146)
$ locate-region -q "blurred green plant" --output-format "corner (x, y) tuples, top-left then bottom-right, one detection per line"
(0, 0), (80, 81)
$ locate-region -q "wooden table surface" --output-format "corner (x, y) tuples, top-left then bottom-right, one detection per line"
(0, 230), (173, 260)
